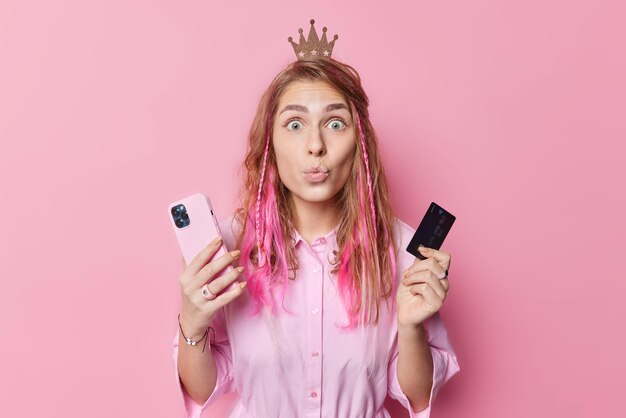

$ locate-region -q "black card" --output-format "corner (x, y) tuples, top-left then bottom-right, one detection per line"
(406, 202), (456, 260)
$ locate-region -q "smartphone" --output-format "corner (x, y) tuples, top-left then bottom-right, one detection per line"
(167, 192), (236, 293)
(406, 202), (456, 260)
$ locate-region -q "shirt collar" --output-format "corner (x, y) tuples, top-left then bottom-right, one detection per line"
(292, 223), (339, 247)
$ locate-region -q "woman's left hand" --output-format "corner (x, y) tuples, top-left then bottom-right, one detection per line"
(397, 246), (451, 328)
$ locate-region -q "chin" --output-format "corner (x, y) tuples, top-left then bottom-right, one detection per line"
(300, 188), (341, 203)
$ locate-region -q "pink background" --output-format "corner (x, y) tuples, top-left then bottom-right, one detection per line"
(1, 1), (624, 417)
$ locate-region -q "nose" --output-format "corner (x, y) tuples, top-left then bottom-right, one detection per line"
(307, 127), (326, 157)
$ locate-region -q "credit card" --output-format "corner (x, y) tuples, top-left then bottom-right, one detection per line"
(406, 202), (456, 260)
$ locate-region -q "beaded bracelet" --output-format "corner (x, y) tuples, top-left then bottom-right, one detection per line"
(178, 314), (215, 354)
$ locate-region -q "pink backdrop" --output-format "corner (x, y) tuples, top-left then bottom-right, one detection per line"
(1, 1), (624, 417)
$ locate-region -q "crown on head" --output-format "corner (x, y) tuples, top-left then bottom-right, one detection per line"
(288, 19), (339, 61)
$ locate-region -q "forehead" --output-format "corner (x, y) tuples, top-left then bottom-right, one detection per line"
(278, 80), (347, 107)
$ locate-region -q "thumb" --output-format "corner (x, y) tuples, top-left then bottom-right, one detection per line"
(181, 256), (187, 270)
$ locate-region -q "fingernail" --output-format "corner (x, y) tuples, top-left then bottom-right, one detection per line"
(437, 271), (446, 279)
(240, 282), (248, 290)
(236, 266), (244, 273)
(230, 250), (241, 258)
(418, 246), (429, 252)
(211, 236), (222, 246)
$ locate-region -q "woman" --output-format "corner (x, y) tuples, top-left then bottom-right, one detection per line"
(173, 37), (460, 418)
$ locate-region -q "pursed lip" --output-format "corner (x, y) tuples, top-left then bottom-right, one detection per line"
(303, 166), (329, 174)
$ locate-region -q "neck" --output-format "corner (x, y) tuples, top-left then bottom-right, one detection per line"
(291, 194), (339, 244)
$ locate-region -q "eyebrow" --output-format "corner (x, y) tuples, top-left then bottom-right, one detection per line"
(278, 103), (349, 115)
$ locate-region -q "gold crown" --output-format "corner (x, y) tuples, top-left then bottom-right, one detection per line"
(288, 19), (339, 60)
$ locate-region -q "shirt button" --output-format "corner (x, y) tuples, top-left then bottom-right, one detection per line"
(310, 391), (318, 398)
(312, 352), (319, 357)
(311, 307), (319, 315)
(313, 266), (320, 273)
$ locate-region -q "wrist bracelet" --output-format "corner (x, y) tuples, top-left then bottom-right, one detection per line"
(177, 314), (215, 353)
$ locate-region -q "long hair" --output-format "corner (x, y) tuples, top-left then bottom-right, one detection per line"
(233, 57), (398, 330)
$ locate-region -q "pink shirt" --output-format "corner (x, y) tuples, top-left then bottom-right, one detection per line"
(172, 216), (460, 418)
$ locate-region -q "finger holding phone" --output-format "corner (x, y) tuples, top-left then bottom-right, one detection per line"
(178, 236), (247, 340)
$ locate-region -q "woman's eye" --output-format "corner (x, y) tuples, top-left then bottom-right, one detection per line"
(286, 120), (302, 131)
(328, 119), (346, 130)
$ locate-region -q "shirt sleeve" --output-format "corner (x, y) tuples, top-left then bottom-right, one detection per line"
(172, 307), (235, 418)
(387, 312), (460, 418)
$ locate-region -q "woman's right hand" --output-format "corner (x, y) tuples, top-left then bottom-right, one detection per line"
(178, 236), (246, 339)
